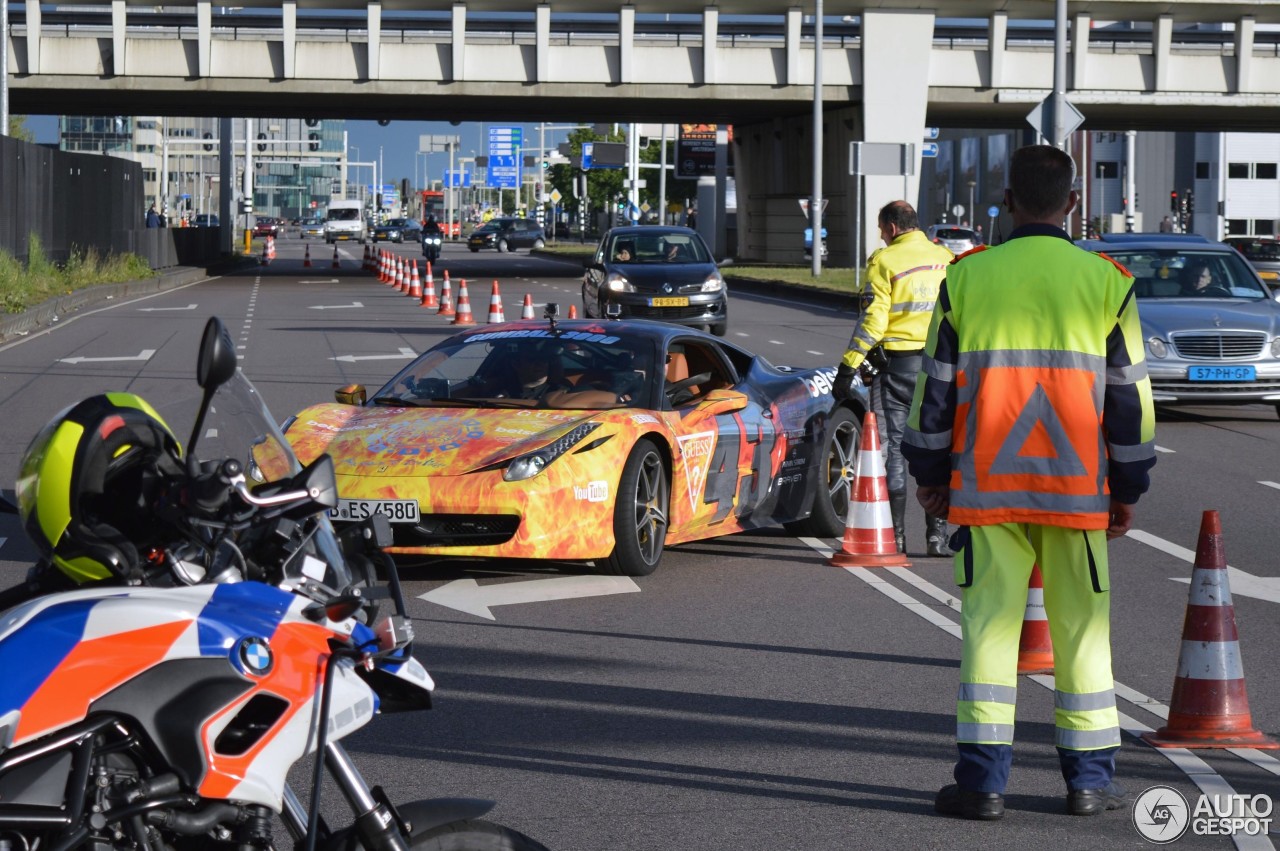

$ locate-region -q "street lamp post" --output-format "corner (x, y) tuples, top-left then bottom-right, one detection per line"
(967, 180), (977, 227)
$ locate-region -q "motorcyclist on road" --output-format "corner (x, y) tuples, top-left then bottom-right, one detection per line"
(422, 215), (444, 261)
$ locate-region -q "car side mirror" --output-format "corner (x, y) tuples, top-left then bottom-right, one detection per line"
(336, 384), (367, 405)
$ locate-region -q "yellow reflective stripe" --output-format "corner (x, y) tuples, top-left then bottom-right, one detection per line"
(888, 300), (938, 314)
(958, 348), (1106, 371)
(890, 263), (948, 282)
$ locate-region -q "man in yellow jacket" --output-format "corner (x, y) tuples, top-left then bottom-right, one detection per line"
(903, 145), (1157, 820)
(834, 201), (954, 556)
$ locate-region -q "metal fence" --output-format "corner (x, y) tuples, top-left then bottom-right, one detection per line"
(0, 135), (219, 269)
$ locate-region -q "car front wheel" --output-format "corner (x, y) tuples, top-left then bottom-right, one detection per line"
(497, 238), (510, 253)
(601, 438), (668, 577)
(533, 238), (545, 250)
(785, 406), (860, 538)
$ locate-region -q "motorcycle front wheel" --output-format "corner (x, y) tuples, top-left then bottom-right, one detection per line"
(412, 818), (550, 851)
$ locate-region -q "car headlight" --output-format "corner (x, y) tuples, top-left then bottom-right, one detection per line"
(503, 422), (600, 482)
(702, 271), (724, 293)
(1147, 337), (1168, 358)
(1271, 338), (1280, 357)
(606, 273), (634, 293)
(389, 230), (400, 238)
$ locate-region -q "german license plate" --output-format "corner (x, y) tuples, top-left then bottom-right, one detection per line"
(649, 296), (689, 307)
(329, 499), (420, 524)
(1188, 365), (1256, 382)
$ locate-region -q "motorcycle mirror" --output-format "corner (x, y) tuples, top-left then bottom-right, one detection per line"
(197, 317), (238, 391)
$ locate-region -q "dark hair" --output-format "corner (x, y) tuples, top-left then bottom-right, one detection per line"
(1180, 260), (1212, 292)
(878, 201), (918, 231)
(1009, 145), (1076, 218)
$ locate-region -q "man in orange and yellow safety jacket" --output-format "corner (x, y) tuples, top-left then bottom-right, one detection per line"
(902, 145), (1157, 821)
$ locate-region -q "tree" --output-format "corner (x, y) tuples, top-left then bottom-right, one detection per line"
(543, 127), (626, 228)
(8, 116), (36, 143)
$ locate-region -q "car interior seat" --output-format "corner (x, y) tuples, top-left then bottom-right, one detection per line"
(665, 352), (697, 402)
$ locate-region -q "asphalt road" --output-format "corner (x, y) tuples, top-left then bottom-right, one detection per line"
(2, 241), (1279, 850)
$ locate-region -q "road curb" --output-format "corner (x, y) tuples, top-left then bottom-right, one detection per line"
(0, 258), (260, 345)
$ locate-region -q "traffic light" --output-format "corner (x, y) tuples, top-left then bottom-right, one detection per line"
(257, 132), (267, 153)
(1186, 190), (1195, 217)
(308, 132), (320, 152)
(1170, 190), (1178, 212)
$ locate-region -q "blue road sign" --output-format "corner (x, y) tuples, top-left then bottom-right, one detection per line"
(488, 154), (519, 189)
(924, 127), (940, 140)
(988, 205), (1000, 218)
(443, 169), (472, 188)
(921, 142), (939, 158)
(581, 142), (594, 171)
(488, 127), (523, 159)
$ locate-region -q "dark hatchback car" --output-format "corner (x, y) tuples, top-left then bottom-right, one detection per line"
(582, 226), (728, 336)
(371, 218), (423, 243)
(468, 217), (546, 253)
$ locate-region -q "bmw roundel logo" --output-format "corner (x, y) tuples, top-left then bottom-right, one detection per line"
(237, 637), (274, 675)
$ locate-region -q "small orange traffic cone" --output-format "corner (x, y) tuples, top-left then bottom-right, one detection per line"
(1143, 511), (1279, 749)
(487, 281), (505, 323)
(437, 271), (455, 317)
(266, 236), (276, 260)
(452, 279), (476, 325)
(521, 293), (535, 320)
(1017, 565), (1054, 674)
(408, 261), (423, 299)
(331, 244), (341, 269)
(420, 262), (438, 309)
(830, 412), (910, 568)
(567, 304), (578, 319)
(302, 244), (313, 268)
(396, 257), (407, 293)
(382, 252), (393, 285)
(363, 244), (373, 272)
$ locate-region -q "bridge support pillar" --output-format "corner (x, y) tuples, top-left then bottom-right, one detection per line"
(24, 0), (40, 73)
(110, 0), (125, 76)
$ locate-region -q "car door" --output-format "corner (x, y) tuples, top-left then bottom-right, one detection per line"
(665, 339), (781, 538)
(582, 239), (608, 312)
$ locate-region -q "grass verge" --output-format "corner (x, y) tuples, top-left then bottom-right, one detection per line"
(0, 235), (153, 314)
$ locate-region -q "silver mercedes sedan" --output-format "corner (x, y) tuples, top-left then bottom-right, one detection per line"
(1079, 234), (1280, 418)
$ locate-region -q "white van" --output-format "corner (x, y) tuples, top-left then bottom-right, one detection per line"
(324, 199), (367, 244)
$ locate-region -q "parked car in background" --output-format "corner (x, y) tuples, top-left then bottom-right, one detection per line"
(582, 226), (728, 336)
(1078, 233), (1280, 418)
(372, 218), (423, 244)
(1226, 236), (1280, 284)
(299, 218), (325, 239)
(251, 217), (281, 238)
(191, 214), (220, 228)
(926, 224), (980, 254)
(467, 217), (545, 253)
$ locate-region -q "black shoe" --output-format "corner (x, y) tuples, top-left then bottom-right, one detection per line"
(927, 539), (955, 558)
(1067, 782), (1127, 816)
(935, 784), (1005, 821)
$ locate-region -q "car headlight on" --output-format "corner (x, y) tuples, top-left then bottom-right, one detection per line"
(606, 273), (634, 293)
(1147, 337), (1168, 358)
(504, 422), (601, 482)
(702, 271), (724, 293)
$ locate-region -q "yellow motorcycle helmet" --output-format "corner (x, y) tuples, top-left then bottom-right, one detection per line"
(17, 393), (184, 583)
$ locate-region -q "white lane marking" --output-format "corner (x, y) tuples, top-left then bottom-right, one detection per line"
(768, 340), (784, 346)
(806, 350), (825, 356)
(1128, 528), (1280, 604)
(57, 349), (156, 365)
(419, 575), (640, 620)
(331, 347), (416, 363)
(138, 304), (197, 312)
(1260, 481), (1280, 491)
(1155, 445), (1176, 453)
(802, 536), (1273, 837)
(734, 332), (750, 338)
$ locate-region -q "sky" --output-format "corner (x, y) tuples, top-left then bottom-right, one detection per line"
(22, 115), (577, 190)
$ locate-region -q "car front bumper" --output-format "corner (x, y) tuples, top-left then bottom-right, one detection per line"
(1147, 359), (1280, 404)
(602, 291), (727, 328)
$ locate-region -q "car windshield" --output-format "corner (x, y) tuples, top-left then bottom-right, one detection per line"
(1232, 240), (1280, 262)
(475, 220), (508, 233)
(1103, 250), (1271, 300)
(373, 329), (657, 410)
(385, 219), (409, 227)
(327, 209), (361, 222)
(607, 233), (709, 264)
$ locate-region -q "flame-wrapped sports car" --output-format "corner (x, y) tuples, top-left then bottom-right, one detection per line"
(285, 316), (869, 576)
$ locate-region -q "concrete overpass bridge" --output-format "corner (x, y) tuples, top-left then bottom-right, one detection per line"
(7, 0), (1280, 264)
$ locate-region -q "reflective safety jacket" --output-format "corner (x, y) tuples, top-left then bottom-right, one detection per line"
(840, 229), (953, 369)
(902, 225), (1157, 530)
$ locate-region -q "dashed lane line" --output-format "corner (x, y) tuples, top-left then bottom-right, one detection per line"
(800, 536), (1277, 849)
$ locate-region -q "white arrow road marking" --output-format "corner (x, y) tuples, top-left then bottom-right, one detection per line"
(1260, 481), (1280, 491)
(309, 301), (364, 310)
(300, 279), (341, 285)
(331, 347), (416, 363)
(138, 304), (197, 312)
(419, 575), (641, 620)
(1127, 528), (1280, 605)
(57, 349), (156, 365)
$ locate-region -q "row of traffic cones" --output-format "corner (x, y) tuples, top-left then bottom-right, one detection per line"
(829, 410), (1275, 749)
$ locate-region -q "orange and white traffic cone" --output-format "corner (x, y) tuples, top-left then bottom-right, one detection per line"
(1143, 511), (1279, 749)
(408, 261), (423, 299)
(437, 272), (455, 317)
(420, 262), (438, 309)
(331, 244), (341, 269)
(567, 304), (578, 319)
(452, 279), (476, 325)
(1017, 565), (1054, 674)
(381, 251), (393, 285)
(829, 412), (911, 568)
(302, 244), (313, 268)
(266, 235), (276, 261)
(396, 257), (407, 293)
(487, 280), (505, 323)
(521, 293), (536, 320)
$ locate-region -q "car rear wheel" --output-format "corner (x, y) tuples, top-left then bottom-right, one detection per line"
(785, 406), (860, 538)
(470, 246), (479, 253)
(601, 438), (668, 577)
